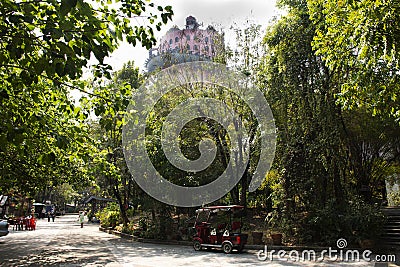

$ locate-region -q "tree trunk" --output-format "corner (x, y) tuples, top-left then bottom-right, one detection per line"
(230, 186), (239, 204)
(111, 180), (130, 227)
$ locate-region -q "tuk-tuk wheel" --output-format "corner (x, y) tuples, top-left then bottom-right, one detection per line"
(222, 242), (233, 254)
(193, 240), (202, 251)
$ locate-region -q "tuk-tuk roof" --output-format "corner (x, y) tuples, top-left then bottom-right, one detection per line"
(196, 205), (244, 212)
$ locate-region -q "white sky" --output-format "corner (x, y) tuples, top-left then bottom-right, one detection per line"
(103, 0), (282, 72)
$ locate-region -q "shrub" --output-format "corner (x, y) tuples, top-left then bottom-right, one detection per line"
(96, 203), (121, 228)
(307, 197), (385, 245)
(388, 191), (400, 206)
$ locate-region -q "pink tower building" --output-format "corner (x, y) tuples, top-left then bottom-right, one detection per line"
(146, 16), (224, 72)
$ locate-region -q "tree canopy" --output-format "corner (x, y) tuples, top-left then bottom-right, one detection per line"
(0, 0), (173, 195)
(0, 0), (173, 85)
(308, 0), (400, 121)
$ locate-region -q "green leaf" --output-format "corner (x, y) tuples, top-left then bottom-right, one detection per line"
(60, 0), (74, 16)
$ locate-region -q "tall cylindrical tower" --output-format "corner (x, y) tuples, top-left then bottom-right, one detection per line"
(146, 16), (224, 72)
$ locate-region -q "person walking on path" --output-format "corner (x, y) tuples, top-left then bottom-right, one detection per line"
(41, 207), (46, 219)
(51, 207), (55, 222)
(78, 211), (85, 228)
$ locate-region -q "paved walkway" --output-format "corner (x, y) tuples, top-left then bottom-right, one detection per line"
(0, 214), (120, 266)
(0, 215), (398, 266)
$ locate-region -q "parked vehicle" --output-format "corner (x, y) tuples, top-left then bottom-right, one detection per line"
(192, 205), (248, 254)
(0, 219), (9, 237)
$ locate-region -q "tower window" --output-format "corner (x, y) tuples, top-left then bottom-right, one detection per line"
(186, 44), (190, 50)
(175, 37), (179, 43)
(205, 37), (209, 43)
(194, 45), (198, 50)
(169, 39), (172, 45)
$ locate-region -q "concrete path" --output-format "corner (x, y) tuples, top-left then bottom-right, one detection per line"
(0, 214), (397, 266)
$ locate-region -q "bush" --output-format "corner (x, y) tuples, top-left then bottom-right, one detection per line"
(307, 197), (385, 245)
(130, 214), (177, 239)
(96, 203), (121, 228)
(345, 198), (386, 242)
(115, 221), (139, 235)
(135, 216), (157, 239)
(388, 191), (400, 206)
(86, 210), (95, 222)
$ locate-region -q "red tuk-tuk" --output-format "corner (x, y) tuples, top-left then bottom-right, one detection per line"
(192, 205), (248, 254)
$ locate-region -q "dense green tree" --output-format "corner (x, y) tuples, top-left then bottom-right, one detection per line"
(0, 0), (173, 86)
(260, 0), (399, 244)
(308, 0), (400, 121)
(0, 80), (92, 195)
(341, 108), (400, 201)
(85, 61), (143, 226)
(306, 0), (400, 195)
(225, 23), (267, 207)
(261, 0), (352, 242)
(0, 0), (173, 197)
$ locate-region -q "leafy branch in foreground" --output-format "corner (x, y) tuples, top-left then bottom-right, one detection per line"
(0, 0), (173, 88)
